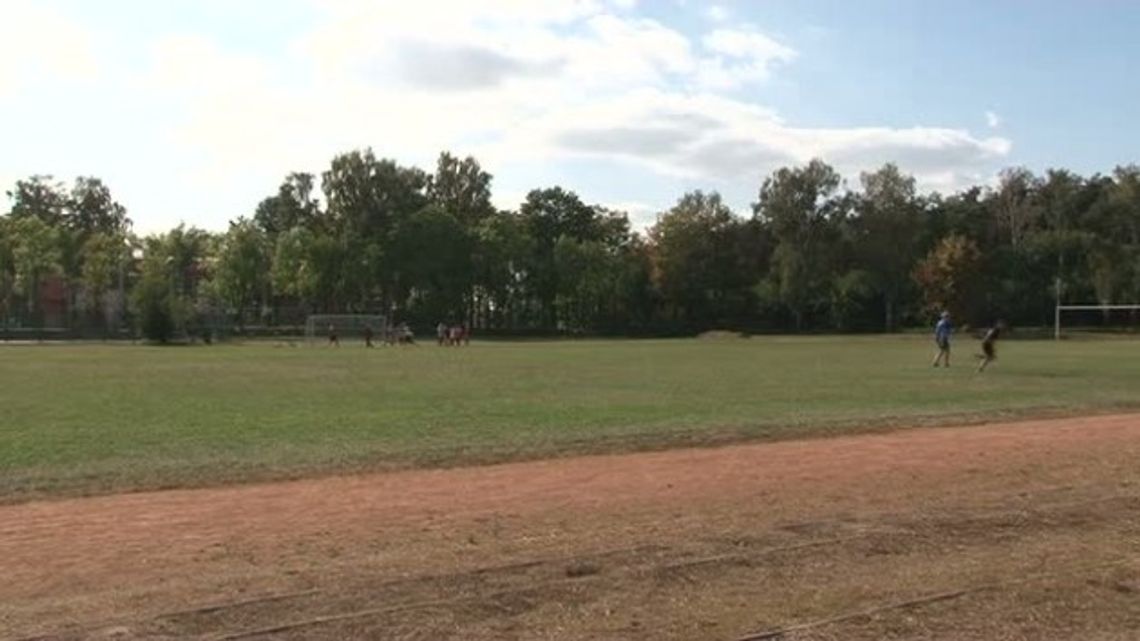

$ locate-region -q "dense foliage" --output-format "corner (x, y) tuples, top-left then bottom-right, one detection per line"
(3, 153), (1138, 338)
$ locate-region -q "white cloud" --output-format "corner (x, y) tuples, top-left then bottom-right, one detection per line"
(488, 88), (1009, 193)
(0, 0), (101, 96)
(985, 110), (1001, 129)
(697, 28), (797, 88)
(706, 5), (731, 23)
(1, 0), (1014, 231)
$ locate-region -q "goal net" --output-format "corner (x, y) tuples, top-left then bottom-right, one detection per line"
(304, 314), (386, 344)
(1054, 304), (1140, 340)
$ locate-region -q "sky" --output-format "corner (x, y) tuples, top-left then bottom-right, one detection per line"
(1, 0), (1137, 234)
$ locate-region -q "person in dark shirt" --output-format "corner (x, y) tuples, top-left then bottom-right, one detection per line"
(976, 324), (1001, 372)
(363, 324), (374, 348)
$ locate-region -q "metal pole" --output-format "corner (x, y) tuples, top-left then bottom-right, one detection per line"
(1054, 277), (1061, 341)
(1054, 302), (1061, 341)
(117, 255), (124, 335)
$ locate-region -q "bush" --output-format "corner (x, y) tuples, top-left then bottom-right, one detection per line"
(133, 277), (175, 343)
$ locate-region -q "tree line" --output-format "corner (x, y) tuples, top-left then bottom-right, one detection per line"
(2, 150), (1139, 341)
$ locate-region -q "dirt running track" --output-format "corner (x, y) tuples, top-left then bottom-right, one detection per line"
(3, 415), (1140, 641)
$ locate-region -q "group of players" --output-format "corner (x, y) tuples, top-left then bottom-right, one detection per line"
(327, 322), (469, 347)
(932, 311), (1001, 372)
(329, 314), (1001, 367)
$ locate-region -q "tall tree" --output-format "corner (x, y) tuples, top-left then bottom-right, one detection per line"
(214, 219), (269, 327)
(993, 167), (1040, 247)
(271, 227), (318, 309)
(9, 217), (61, 322)
(270, 227), (351, 314)
(388, 205), (473, 323)
(322, 149), (429, 311)
(1106, 165), (1140, 246)
(753, 159), (845, 330)
(649, 191), (752, 329)
(471, 211), (532, 329)
(428, 152), (495, 227)
(912, 234), (984, 324)
(1104, 166), (1140, 306)
(322, 149), (429, 239)
(0, 218), (15, 327)
(254, 172), (321, 237)
(519, 187), (603, 327)
(65, 177), (130, 235)
(6, 176), (67, 226)
(133, 249), (176, 343)
(134, 226), (215, 338)
(80, 232), (131, 330)
(854, 163), (923, 331)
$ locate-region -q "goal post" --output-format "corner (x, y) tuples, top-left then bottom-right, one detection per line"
(1054, 304), (1140, 340)
(304, 314), (386, 344)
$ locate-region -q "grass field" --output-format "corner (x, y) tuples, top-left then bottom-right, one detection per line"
(2, 335), (1138, 502)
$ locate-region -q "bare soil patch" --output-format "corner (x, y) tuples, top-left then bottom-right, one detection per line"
(3, 414), (1140, 640)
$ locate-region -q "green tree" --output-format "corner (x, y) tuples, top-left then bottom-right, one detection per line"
(133, 252), (175, 343)
(6, 176), (67, 226)
(80, 232), (130, 330)
(1104, 166), (1140, 306)
(753, 159), (845, 330)
(271, 228), (351, 314)
(471, 211), (533, 329)
(388, 205), (473, 323)
(133, 226), (214, 339)
(517, 189), (633, 328)
(993, 167), (1040, 247)
(1106, 165), (1140, 246)
(214, 219), (269, 328)
(649, 191), (753, 329)
(519, 187), (603, 327)
(254, 172), (321, 237)
(0, 218), (15, 328)
(9, 217), (62, 323)
(65, 177), (130, 235)
(912, 234), (984, 324)
(322, 149), (429, 311)
(428, 152), (495, 227)
(829, 269), (877, 331)
(271, 227), (318, 307)
(323, 150), (429, 239)
(853, 163), (923, 331)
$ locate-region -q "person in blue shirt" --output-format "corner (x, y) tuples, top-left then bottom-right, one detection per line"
(932, 311), (953, 367)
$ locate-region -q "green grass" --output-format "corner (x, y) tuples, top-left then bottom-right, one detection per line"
(1, 336), (1138, 502)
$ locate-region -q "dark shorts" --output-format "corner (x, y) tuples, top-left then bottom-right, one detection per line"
(936, 337), (950, 351)
(982, 342), (995, 358)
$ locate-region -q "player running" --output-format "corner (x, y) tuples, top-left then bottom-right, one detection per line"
(976, 323), (1001, 372)
(932, 311), (953, 367)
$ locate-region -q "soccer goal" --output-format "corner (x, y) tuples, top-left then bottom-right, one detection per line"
(1054, 304), (1140, 340)
(304, 314), (386, 345)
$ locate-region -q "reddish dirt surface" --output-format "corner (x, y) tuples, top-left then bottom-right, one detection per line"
(3, 414), (1140, 640)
